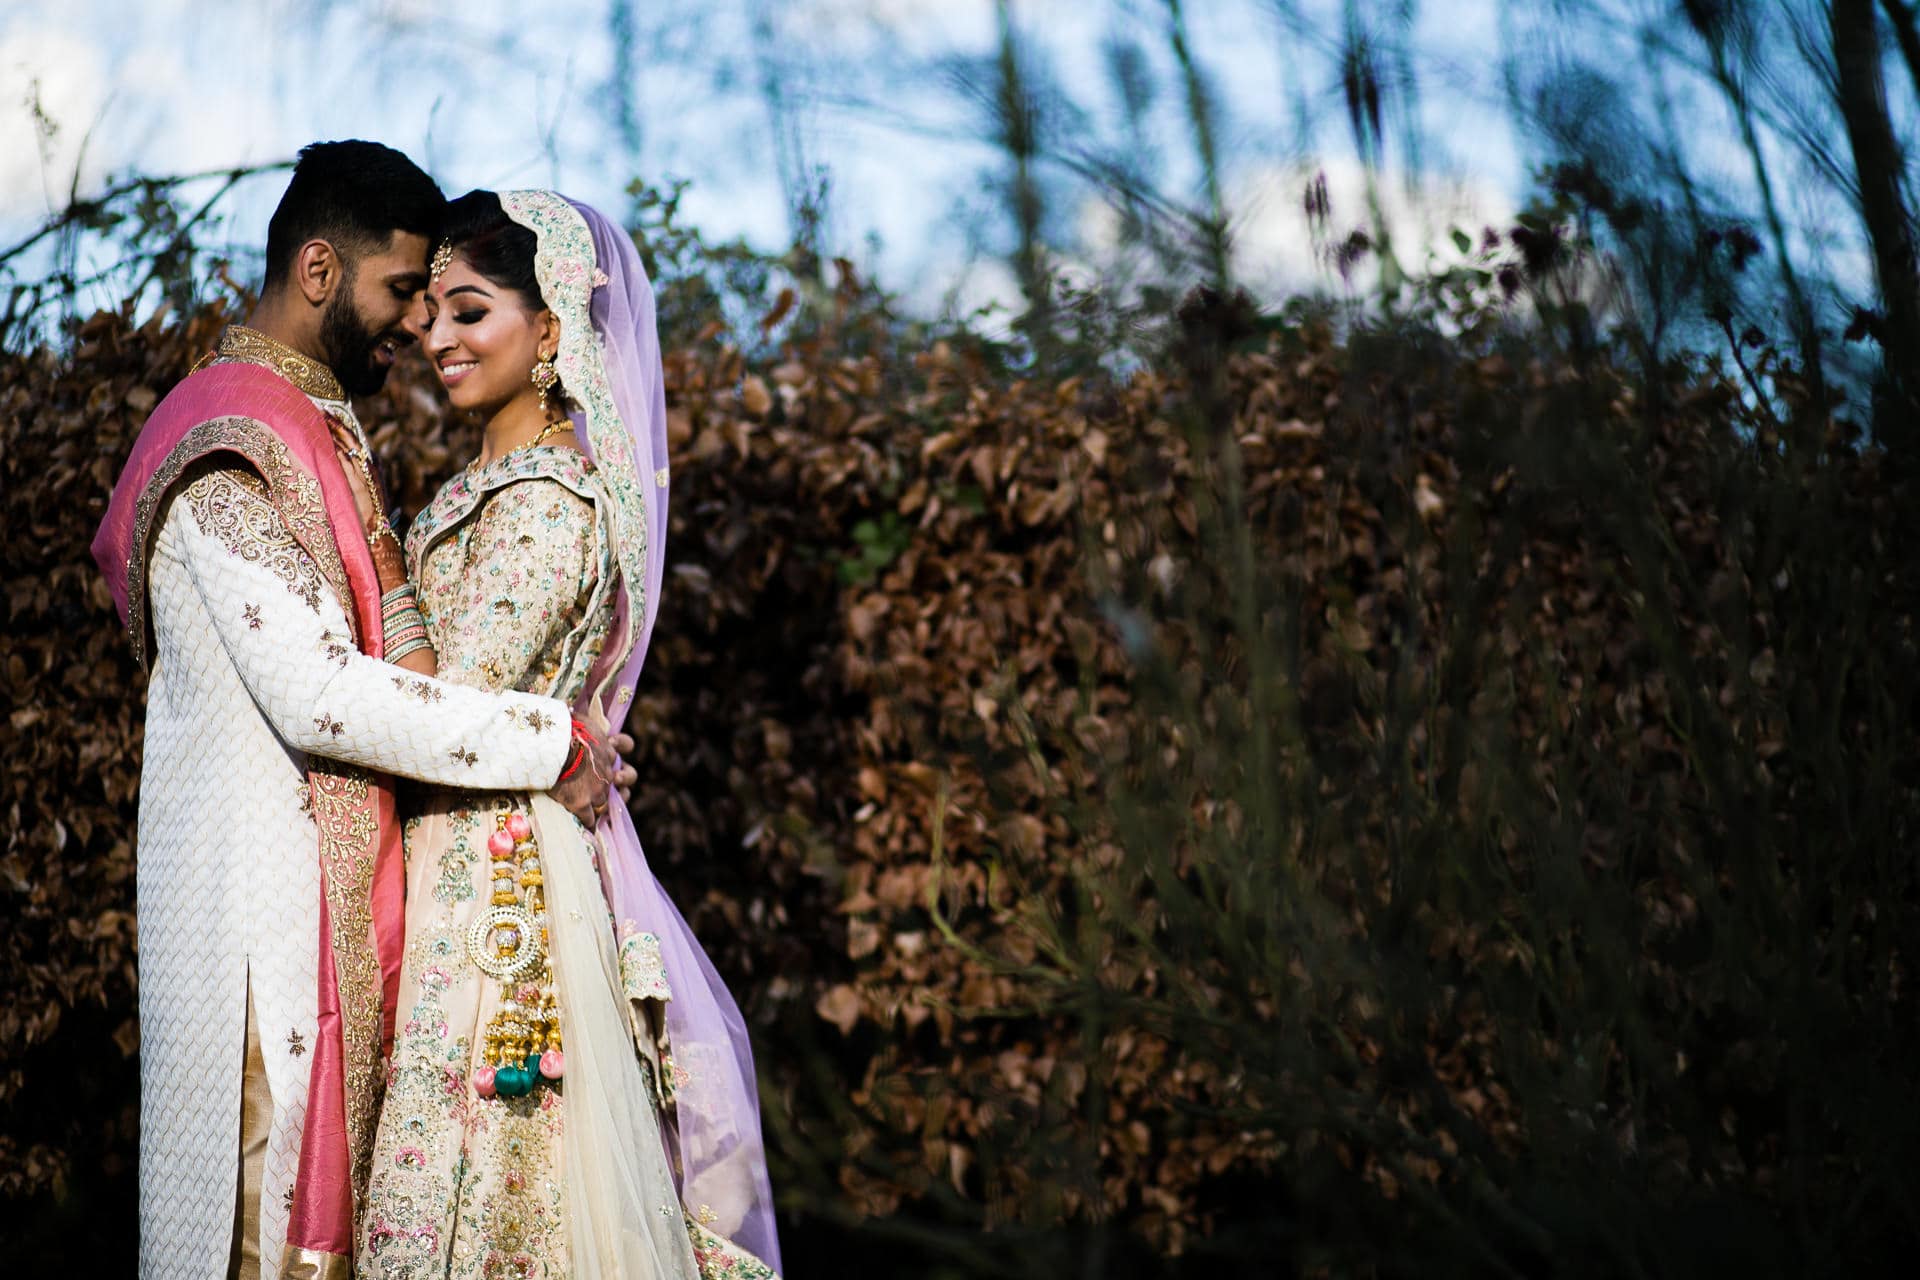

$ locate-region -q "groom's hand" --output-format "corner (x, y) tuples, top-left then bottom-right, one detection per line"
(551, 773), (604, 829)
(551, 698), (619, 828)
(610, 729), (638, 805)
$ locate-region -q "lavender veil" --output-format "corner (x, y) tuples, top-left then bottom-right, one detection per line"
(501, 192), (782, 1272)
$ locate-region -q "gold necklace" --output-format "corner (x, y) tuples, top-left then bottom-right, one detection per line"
(467, 417), (573, 476)
(526, 416), (573, 450)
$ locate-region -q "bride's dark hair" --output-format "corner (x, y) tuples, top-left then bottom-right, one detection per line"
(438, 190), (544, 310)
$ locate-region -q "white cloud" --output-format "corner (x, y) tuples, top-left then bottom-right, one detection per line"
(1230, 157), (1516, 298)
(113, 45), (286, 175)
(1066, 155), (1515, 305)
(941, 256), (1022, 332)
(0, 27), (111, 219)
(795, 0), (992, 51)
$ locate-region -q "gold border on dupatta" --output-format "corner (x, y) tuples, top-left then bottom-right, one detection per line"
(124, 416), (356, 666)
(277, 1244), (352, 1280)
(307, 763), (386, 1216)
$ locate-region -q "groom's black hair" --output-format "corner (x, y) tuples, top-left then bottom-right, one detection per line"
(263, 140), (445, 289)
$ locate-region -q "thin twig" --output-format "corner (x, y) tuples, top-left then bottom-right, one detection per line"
(0, 162), (292, 271)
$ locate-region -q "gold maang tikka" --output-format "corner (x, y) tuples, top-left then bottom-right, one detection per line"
(430, 240), (455, 282)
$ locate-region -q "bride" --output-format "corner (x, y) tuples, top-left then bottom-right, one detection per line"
(337, 190), (781, 1279)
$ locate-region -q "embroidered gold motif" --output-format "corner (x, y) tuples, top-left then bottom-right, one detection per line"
(449, 746), (478, 767)
(619, 929), (673, 1003)
(685, 1216), (781, 1279)
(183, 469), (328, 615)
(390, 674), (444, 703)
(243, 602), (262, 629)
(287, 1029), (307, 1057)
(127, 417), (357, 666)
(308, 762), (384, 1215)
(501, 705), (556, 733)
(216, 325), (346, 401)
(618, 925), (676, 1108)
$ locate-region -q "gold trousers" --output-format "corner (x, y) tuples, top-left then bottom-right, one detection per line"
(227, 981), (270, 1280)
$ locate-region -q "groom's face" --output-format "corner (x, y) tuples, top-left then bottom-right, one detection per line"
(320, 230), (432, 397)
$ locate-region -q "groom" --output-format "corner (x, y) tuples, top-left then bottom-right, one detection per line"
(93, 141), (614, 1280)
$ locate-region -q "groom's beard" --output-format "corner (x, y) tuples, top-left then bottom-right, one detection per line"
(319, 286), (407, 398)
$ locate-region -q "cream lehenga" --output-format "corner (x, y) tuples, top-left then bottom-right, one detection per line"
(358, 192), (781, 1280)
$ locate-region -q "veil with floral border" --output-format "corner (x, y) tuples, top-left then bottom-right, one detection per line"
(500, 190), (782, 1276)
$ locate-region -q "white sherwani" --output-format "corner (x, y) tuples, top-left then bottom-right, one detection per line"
(135, 404), (572, 1276)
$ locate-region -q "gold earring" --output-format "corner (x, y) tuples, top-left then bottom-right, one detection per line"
(531, 356), (558, 413)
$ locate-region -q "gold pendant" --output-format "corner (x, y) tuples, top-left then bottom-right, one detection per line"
(466, 903), (544, 981)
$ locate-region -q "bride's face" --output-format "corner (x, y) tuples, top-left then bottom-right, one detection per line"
(423, 255), (558, 415)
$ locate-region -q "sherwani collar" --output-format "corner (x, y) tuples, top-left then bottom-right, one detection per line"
(214, 325), (347, 403)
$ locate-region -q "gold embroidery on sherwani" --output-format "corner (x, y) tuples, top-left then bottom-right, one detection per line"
(126, 417), (357, 666)
(308, 762), (385, 1219)
(215, 325), (347, 401)
(182, 469), (328, 614)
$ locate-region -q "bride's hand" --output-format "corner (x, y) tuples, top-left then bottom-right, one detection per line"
(329, 418), (380, 531)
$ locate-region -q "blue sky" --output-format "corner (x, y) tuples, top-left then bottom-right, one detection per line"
(1, 0), (1540, 318)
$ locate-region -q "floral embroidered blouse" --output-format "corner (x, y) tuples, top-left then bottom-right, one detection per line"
(406, 445), (617, 704)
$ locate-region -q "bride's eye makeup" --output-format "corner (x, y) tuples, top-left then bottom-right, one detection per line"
(440, 282), (492, 326)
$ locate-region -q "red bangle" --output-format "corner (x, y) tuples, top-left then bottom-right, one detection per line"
(558, 717), (595, 783)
